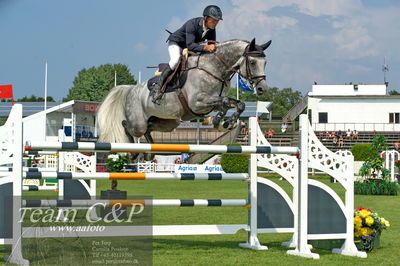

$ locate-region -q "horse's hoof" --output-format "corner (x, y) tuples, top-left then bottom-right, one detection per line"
(217, 120), (230, 132)
(212, 117), (221, 128)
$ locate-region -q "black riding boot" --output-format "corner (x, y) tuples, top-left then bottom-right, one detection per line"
(151, 65), (173, 105)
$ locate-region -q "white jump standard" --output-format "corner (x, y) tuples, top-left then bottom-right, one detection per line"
(0, 104), (367, 265)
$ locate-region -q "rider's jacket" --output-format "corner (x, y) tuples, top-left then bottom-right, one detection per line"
(167, 17), (216, 52)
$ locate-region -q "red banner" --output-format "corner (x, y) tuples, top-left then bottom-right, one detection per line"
(0, 84), (13, 99)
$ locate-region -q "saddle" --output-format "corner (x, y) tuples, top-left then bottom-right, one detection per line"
(147, 49), (192, 94)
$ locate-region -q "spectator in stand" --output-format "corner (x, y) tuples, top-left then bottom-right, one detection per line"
(337, 130), (343, 138)
(330, 131), (336, 140)
(333, 135), (338, 146)
(338, 135), (344, 147)
(281, 122), (288, 133)
(352, 129), (358, 140)
(267, 128), (275, 139)
(346, 129), (352, 140)
(318, 132), (324, 140)
(243, 132), (248, 142)
(241, 122), (248, 135)
(394, 142), (400, 151)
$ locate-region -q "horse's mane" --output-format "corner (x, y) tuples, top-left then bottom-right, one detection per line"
(216, 39), (249, 48)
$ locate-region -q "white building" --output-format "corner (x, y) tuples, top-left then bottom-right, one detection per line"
(307, 84), (400, 132)
(22, 100), (98, 143)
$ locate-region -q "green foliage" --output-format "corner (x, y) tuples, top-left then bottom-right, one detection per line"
(105, 153), (130, 172)
(395, 160), (400, 169)
(352, 144), (375, 161)
(220, 149), (249, 173)
(354, 181), (399, 195)
(371, 135), (388, 151)
(64, 64), (136, 102)
(358, 136), (389, 179)
(388, 90), (400, 95)
(1, 95), (56, 102)
(227, 86), (302, 118)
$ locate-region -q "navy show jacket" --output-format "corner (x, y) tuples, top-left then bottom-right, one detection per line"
(167, 17), (216, 52)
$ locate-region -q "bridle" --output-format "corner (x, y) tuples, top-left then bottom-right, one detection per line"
(212, 44), (267, 88)
(240, 46), (267, 88)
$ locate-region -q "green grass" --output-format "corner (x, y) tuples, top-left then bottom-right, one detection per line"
(1, 175), (399, 265)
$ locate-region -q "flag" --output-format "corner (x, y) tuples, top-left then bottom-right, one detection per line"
(238, 76), (254, 92)
(256, 101), (271, 114)
(0, 84), (13, 99)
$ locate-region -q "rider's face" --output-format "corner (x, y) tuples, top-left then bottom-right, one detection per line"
(205, 17), (219, 29)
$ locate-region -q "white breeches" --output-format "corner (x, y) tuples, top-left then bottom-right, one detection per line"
(168, 42), (182, 70)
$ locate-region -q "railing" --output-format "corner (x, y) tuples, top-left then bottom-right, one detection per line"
(188, 126), (241, 164)
(313, 122), (400, 132)
(283, 96), (308, 122)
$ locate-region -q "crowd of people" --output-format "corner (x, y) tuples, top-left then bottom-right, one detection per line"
(318, 129), (359, 147)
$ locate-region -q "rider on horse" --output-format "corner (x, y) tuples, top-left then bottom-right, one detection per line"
(151, 5), (223, 104)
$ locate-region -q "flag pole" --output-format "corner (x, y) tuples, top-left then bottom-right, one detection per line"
(44, 61), (48, 111)
(236, 73), (239, 100)
(114, 71), (117, 87)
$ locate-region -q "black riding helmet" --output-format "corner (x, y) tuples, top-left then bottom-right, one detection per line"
(203, 5), (223, 20)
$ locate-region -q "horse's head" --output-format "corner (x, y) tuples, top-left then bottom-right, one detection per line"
(233, 38), (271, 96)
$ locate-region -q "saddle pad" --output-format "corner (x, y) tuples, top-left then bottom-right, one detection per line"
(147, 70), (188, 93)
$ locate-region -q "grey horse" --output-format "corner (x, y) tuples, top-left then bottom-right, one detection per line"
(97, 38), (271, 144)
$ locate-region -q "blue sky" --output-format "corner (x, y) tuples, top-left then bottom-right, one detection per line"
(1, 0), (399, 101)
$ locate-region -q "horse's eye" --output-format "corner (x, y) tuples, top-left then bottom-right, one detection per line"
(250, 61), (256, 66)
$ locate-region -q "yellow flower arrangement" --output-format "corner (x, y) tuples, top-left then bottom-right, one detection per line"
(365, 216), (374, 226)
(354, 207), (389, 251)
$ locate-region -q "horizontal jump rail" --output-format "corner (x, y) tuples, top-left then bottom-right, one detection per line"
(0, 167), (57, 173)
(24, 151), (58, 155)
(22, 224), (249, 237)
(23, 186), (57, 191)
(25, 141), (300, 154)
(22, 172), (248, 180)
(22, 199), (249, 207)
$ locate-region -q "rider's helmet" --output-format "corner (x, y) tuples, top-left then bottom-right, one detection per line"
(203, 5), (223, 20)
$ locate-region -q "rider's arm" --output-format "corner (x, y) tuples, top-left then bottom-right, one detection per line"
(185, 21), (204, 53)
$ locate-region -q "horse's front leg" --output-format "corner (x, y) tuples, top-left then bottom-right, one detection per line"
(195, 95), (244, 130)
(226, 99), (245, 129)
(215, 97), (245, 130)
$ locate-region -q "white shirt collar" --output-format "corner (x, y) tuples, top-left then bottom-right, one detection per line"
(202, 19), (209, 38)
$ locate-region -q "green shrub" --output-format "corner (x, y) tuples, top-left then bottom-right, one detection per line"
(220, 152), (249, 173)
(354, 181), (399, 195)
(351, 144), (375, 161)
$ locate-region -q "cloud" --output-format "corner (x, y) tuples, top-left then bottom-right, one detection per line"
(347, 64), (372, 74)
(164, 0), (400, 92)
(133, 42), (148, 53)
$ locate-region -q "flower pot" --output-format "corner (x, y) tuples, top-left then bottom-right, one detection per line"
(355, 231), (381, 251)
(309, 232), (381, 251)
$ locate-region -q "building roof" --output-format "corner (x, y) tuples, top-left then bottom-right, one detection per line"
(2, 101), (265, 119)
(0, 102), (60, 117)
(309, 95), (400, 99)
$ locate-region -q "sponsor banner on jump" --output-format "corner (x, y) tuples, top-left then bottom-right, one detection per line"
(174, 164), (225, 173)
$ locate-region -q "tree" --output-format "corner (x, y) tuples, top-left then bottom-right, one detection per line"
(64, 64), (136, 102)
(2, 95), (56, 102)
(388, 90), (400, 95)
(227, 86), (302, 118)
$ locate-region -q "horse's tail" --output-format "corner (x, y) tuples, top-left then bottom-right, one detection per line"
(97, 85), (130, 143)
